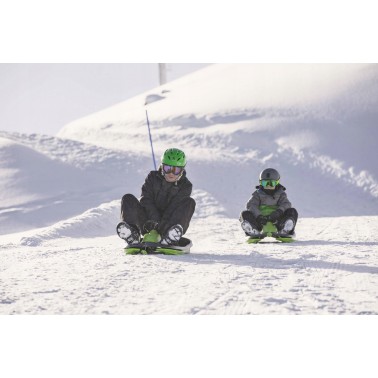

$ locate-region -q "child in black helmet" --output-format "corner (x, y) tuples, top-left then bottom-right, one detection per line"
(239, 168), (298, 239)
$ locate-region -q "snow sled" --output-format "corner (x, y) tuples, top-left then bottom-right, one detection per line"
(246, 221), (295, 244)
(124, 230), (192, 255)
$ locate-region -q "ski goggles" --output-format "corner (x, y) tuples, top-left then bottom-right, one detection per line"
(162, 164), (184, 175)
(261, 179), (279, 187)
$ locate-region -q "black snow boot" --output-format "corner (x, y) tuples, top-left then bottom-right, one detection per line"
(160, 224), (183, 246)
(116, 221), (140, 245)
(241, 220), (261, 237)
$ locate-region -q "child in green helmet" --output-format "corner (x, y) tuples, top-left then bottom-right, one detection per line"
(116, 148), (196, 246)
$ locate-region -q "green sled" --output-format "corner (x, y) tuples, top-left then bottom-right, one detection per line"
(247, 222), (295, 243)
(124, 230), (191, 255)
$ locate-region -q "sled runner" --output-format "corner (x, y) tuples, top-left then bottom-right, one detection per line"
(246, 221), (295, 244)
(125, 232), (192, 255)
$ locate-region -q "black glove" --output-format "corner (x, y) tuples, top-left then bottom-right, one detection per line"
(257, 215), (268, 227)
(143, 220), (159, 233)
(267, 209), (283, 223)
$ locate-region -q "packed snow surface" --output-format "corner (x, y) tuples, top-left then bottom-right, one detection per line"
(1, 64), (378, 314)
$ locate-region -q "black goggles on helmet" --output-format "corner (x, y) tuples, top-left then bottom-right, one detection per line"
(162, 164), (183, 175)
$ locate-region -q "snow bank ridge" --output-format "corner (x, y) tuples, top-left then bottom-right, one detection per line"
(19, 188), (224, 246)
(20, 200), (120, 246)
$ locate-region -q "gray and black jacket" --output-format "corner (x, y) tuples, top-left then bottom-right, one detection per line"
(246, 184), (292, 218)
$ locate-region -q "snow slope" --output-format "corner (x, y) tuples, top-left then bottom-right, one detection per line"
(57, 63), (378, 217)
(1, 64), (378, 315)
(0, 131), (146, 234)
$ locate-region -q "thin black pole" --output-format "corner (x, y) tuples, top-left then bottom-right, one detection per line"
(145, 109), (157, 170)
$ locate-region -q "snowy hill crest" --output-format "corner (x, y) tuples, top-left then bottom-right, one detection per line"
(1, 64), (378, 236)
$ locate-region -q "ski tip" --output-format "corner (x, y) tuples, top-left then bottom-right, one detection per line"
(124, 247), (148, 255)
(246, 237), (264, 244)
(246, 235), (296, 244)
(155, 247), (187, 255)
(276, 237), (296, 243)
(124, 246), (190, 255)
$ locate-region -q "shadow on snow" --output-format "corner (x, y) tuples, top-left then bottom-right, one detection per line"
(159, 249), (378, 275)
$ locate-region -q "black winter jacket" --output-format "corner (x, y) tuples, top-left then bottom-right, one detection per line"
(139, 169), (193, 224)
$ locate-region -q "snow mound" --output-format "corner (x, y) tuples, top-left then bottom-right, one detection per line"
(0, 136), (80, 206)
(0, 131), (150, 234)
(0, 136), (107, 234)
(144, 94), (165, 105)
(191, 189), (226, 218)
(18, 188), (225, 246)
(20, 200), (120, 246)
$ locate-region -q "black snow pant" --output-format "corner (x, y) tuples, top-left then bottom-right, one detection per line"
(240, 208), (298, 233)
(121, 194), (196, 237)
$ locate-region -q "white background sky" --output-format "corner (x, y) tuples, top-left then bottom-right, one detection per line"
(1, 1), (377, 377)
(0, 63), (209, 135)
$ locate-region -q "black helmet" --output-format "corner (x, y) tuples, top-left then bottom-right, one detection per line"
(259, 168), (280, 181)
(259, 168), (280, 191)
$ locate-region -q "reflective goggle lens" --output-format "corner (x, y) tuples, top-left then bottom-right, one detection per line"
(261, 179), (279, 187)
(163, 164), (183, 175)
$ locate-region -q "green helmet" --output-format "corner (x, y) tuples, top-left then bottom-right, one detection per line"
(161, 148), (186, 167)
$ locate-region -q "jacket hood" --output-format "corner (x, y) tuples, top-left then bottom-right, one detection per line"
(255, 183), (286, 195)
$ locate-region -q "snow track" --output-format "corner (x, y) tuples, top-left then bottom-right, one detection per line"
(1, 216), (377, 314)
